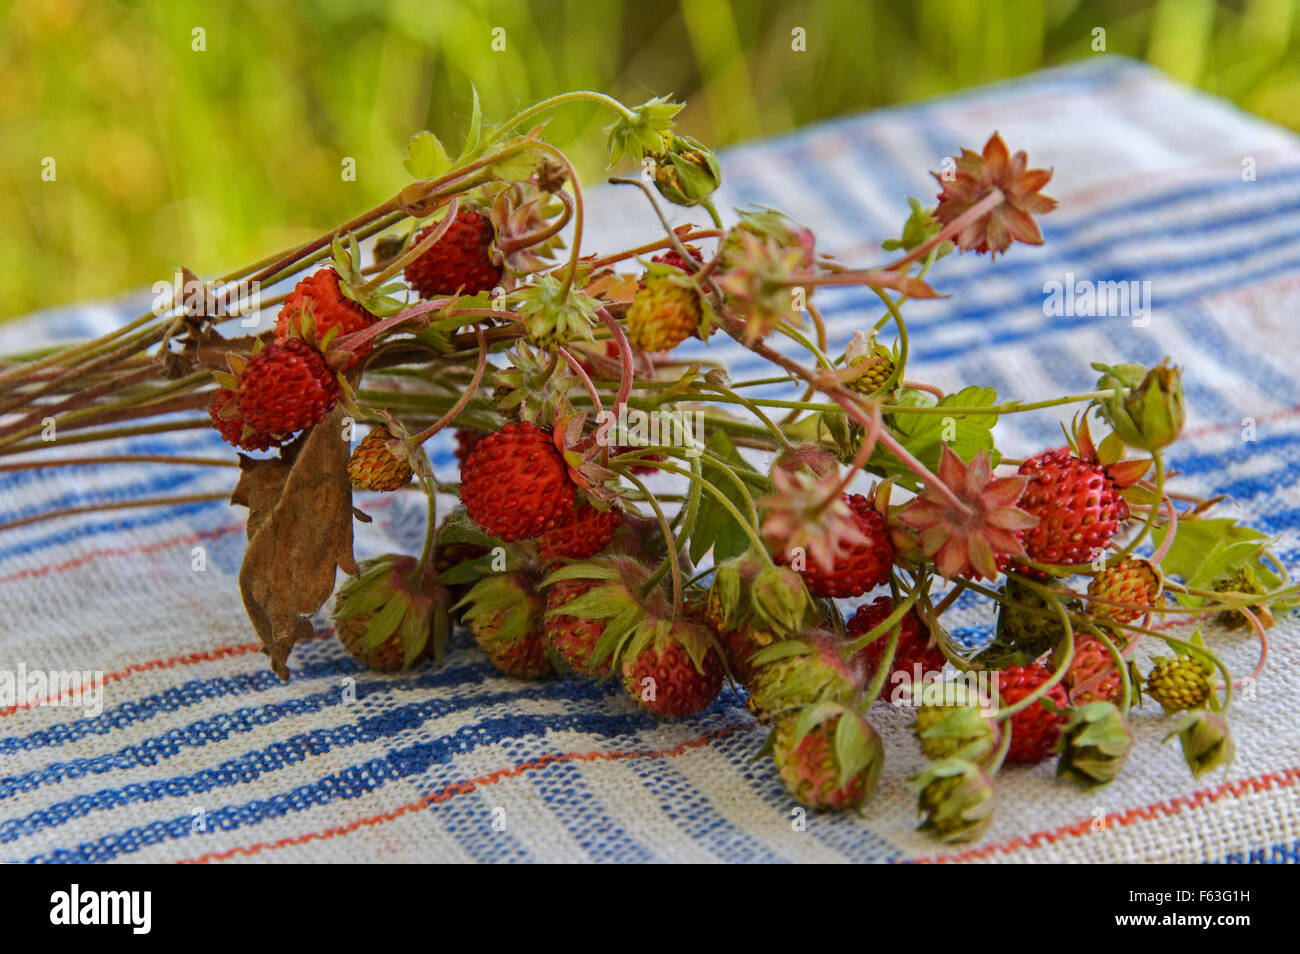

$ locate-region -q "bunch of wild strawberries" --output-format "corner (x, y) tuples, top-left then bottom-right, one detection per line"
(185, 95), (1288, 843)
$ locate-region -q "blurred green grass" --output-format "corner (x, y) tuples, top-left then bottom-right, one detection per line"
(1, 0), (1297, 320)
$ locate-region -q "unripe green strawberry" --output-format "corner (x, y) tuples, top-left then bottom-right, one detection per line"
(978, 576), (1078, 667)
(1166, 709), (1235, 778)
(913, 758), (996, 843)
(911, 683), (999, 763)
(1212, 566), (1275, 631)
(1094, 359), (1185, 451)
(706, 551), (821, 644)
(843, 330), (896, 398)
(651, 135), (722, 207)
(772, 702), (883, 812)
(1146, 655), (1212, 711)
(747, 632), (863, 721)
(1055, 701), (1133, 789)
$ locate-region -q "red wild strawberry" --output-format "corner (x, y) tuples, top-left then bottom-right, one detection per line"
(651, 246), (699, 271)
(772, 704), (884, 812)
(544, 579), (611, 677)
(235, 338), (339, 437)
(538, 504), (622, 562)
(997, 663), (1068, 764)
(403, 209), (502, 300)
(458, 573), (554, 680)
(460, 421), (578, 541)
(1017, 449), (1130, 566)
(785, 493), (894, 599)
(620, 619), (723, 718)
(1065, 634), (1123, 705)
(848, 596), (945, 681)
(275, 267), (375, 367)
(713, 625), (765, 685)
(208, 387), (282, 452)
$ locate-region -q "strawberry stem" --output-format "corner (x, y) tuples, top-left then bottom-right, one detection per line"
(882, 188), (1004, 272)
(409, 326), (488, 446)
(616, 466), (683, 616)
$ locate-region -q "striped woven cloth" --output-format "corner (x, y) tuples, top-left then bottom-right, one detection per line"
(3, 57), (1298, 864)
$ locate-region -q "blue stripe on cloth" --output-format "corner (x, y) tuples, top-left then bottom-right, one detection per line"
(0, 500), (229, 564)
(0, 655), (501, 796)
(710, 719), (906, 863)
(12, 710), (746, 862)
(1216, 839), (1300, 864)
(433, 788), (535, 863)
(526, 759), (658, 863)
(623, 759), (789, 864)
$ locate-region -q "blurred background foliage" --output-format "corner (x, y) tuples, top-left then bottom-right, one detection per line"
(2, 0), (1297, 319)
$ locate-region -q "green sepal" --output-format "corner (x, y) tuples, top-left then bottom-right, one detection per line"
(605, 95), (682, 166)
(362, 590), (412, 650)
(749, 639), (813, 668)
(833, 705), (883, 791)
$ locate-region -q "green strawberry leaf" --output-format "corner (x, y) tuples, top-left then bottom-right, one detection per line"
(404, 130), (451, 180)
(436, 510), (501, 549)
(689, 429), (767, 565)
(871, 386), (1000, 489)
(1151, 518), (1283, 607)
(488, 150), (538, 182)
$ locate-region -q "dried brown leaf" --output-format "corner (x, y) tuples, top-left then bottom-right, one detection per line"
(231, 406), (358, 680)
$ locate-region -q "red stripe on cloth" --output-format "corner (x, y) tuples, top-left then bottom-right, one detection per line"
(909, 766), (1300, 863)
(177, 724), (757, 863)
(0, 630), (333, 718)
(0, 493), (398, 586)
(0, 523), (244, 587)
(1182, 403), (1300, 440)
